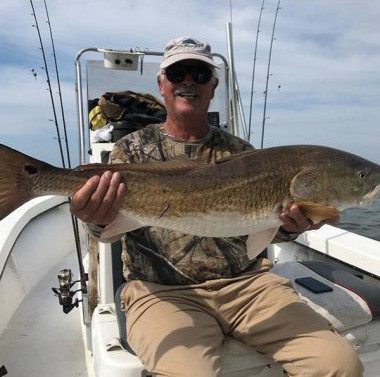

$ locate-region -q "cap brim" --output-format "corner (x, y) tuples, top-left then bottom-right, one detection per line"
(160, 53), (219, 69)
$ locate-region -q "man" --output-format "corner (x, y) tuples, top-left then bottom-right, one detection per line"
(71, 37), (363, 376)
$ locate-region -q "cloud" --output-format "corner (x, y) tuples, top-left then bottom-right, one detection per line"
(0, 65), (75, 133)
(0, 0), (379, 166)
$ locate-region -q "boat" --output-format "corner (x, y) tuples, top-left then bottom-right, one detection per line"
(1, 35), (379, 377)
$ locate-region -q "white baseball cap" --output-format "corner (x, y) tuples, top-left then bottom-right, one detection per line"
(160, 37), (219, 69)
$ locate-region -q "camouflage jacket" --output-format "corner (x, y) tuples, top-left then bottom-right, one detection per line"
(89, 123), (299, 285)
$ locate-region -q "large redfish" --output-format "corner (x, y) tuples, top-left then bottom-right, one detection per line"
(0, 143), (379, 256)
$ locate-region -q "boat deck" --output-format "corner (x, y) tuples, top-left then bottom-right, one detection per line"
(0, 251), (89, 377)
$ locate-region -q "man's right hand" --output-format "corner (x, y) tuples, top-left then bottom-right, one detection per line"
(70, 171), (126, 225)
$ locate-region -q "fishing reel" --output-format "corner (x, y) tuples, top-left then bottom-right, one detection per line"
(52, 269), (86, 314)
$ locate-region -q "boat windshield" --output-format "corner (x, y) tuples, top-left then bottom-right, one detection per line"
(76, 50), (230, 163)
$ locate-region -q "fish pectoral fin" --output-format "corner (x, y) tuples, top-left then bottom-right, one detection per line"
(296, 201), (339, 224)
(246, 227), (279, 260)
(100, 212), (143, 240)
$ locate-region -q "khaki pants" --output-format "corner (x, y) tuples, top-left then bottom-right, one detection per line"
(121, 259), (363, 377)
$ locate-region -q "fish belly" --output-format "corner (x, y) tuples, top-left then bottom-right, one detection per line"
(102, 209), (282, 240)
(152, 212), (281, 237)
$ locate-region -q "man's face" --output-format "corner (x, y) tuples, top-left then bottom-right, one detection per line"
(158, 59), (218, 118)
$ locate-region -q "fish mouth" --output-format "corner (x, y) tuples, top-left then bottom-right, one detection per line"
(360, 184), (380, 206)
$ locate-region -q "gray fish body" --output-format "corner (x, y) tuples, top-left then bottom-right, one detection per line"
(0, 143), (379, 241)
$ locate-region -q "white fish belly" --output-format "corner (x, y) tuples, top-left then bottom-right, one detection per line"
(139, 211), (282, 237)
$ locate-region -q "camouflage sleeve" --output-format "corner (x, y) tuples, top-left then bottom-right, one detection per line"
(85, 222), (105, 239)
(84, 222), (123, 243)
(271, 227), (301, 243)
(108, 139), (135, 164)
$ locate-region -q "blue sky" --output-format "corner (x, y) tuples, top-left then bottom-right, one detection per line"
(0, 0), (379, 166)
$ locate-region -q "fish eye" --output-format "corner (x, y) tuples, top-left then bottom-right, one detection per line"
(358, 171), (366, 179)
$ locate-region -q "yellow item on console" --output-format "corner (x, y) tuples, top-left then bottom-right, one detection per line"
(89, 106), (107, 130)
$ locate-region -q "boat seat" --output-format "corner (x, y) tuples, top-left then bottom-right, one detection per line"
(272, 261), (377, 331)
(114, 284), (136, 355)
(300, 260), (380, 317)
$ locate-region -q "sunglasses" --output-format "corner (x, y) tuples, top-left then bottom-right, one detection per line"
(165, 63), (213, 84)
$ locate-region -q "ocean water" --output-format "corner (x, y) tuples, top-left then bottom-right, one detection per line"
(338, 196), (380, 242)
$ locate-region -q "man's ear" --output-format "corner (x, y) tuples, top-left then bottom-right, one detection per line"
(157, 75), (164, 96)
(211, 78), (219, 98)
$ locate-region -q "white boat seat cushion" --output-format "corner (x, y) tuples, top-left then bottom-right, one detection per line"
(272, 261), (373, 331)
(300, 260), (380, 317)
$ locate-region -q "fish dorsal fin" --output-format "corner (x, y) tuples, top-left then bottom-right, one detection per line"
(213, 149), (259, 164)
(74, 156), (204, 174)
(295, 201), (339, 224)
(75, 150), (258, 173)
(74, 163), (105, 171)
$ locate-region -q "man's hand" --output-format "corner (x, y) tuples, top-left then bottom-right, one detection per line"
(279, 203), (339, 233)
(70, 171), (126, 225)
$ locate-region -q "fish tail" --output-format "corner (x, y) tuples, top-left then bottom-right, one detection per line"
(0, 144), (50, 220)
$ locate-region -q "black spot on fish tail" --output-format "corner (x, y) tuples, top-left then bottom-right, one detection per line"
(24, 165), (38, 175)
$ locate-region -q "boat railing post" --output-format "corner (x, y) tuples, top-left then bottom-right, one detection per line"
(212, 53), (230, 133)
(75, 48), (99, 165)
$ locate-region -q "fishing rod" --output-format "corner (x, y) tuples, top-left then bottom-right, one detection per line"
(41, 0), (87, 302)
(43, 0), (71, 169)
(260, 0), (281, 149)
(247, 0), (266, 142)
(31, 1), (88, 312)
(30, 0), (66, 168)
(227, 0), (248, 139)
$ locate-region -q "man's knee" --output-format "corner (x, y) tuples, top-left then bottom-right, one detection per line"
(281, 331), (364, 377)
(328, 349), (363, 377)
(312, 340), (363, 377)
(147, 354), (220, 377)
